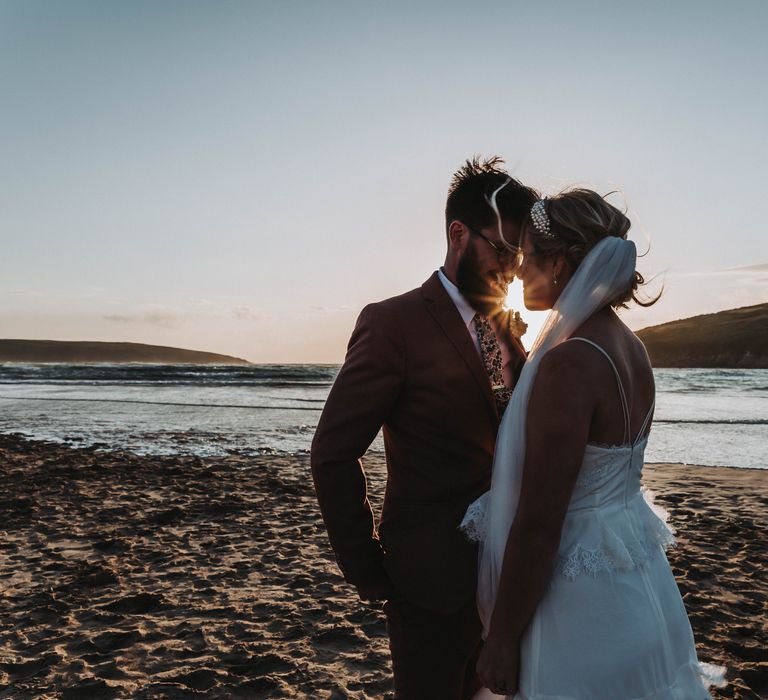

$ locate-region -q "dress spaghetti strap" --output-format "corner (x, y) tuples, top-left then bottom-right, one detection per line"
(568, 336), (655, 445)
(569, 337), (631, 445)
(634, 400), (655, 446)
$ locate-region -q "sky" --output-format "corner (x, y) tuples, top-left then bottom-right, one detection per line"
(1, 0), (766, 363)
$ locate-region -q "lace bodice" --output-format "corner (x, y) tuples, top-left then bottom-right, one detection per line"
(461, 436), (676, 579)
(554, 437), (675, 579)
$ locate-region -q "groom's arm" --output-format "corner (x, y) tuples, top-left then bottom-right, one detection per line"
(311, 302), (405, 598)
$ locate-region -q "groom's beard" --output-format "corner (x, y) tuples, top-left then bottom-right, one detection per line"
(456, 245), (509, 318)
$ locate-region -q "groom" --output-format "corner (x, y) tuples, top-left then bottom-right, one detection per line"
(311, 157), (537, 699)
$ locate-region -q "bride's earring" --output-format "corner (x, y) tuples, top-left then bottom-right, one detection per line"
(553, 260), (563, 287)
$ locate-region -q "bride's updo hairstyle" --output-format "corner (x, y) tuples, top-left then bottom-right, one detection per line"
(523, 188), (659, 308)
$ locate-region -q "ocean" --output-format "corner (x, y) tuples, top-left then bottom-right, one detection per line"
(0, 364), (765, 469)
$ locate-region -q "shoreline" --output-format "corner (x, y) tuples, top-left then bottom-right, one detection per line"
(0, 435), (765, 698)
(1, 432), (765, 472)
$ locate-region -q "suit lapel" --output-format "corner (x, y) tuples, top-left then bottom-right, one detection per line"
(421, 272), (498, 422)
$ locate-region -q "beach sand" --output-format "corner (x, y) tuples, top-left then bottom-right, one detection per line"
(0, 434), (765, 699)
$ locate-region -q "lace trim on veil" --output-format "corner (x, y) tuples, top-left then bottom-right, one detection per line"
(460, 491), (488, 543)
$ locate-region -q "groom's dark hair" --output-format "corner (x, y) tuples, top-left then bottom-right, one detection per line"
(445, 155), (538, 240)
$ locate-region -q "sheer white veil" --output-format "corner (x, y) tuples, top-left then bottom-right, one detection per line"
(472, 235), (638, 633)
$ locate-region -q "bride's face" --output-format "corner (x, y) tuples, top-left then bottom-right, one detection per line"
(518, 230), (560, 311)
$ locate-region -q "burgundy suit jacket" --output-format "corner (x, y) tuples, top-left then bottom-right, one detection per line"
(311, 272), (506, 613)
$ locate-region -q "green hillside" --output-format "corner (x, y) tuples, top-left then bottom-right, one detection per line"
(636, 303), (767, 368)
(0, 340), (251, 365)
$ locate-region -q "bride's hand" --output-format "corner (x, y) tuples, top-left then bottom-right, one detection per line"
(488, 310), (528, 387)
(489, 309), (527, 354)
(477, 633), (520, 697)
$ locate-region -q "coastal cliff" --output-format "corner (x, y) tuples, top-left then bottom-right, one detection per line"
(637, 303), (767, 368)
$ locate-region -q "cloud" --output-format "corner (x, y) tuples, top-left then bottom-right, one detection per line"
(309, 305), (352, 313)
(0, 289), (45, 298)
(102, 310), (180, 328)
(724, 262), (768, 273)
(101, 302), (274, 326)
(231, 306), (270, 321)
(671, 263), (768, 279)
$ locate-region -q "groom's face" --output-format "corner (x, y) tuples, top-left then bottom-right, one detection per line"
(456, 221), (520, 316)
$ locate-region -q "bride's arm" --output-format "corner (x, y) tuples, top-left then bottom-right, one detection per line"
(477, 342), (596, 689)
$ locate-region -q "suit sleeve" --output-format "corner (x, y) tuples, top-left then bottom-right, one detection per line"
(311, 303), (405, 586)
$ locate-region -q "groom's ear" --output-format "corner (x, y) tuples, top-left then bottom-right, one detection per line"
(447, 220), (468, 251)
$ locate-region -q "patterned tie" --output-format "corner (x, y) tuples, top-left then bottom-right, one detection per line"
(473, 314), (512, 416)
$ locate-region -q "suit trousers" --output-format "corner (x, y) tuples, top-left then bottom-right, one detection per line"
(384, 592), (484, 700)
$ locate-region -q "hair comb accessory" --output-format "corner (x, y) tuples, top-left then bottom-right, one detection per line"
(531, 199), (556, 239)
(486, 177), (513, 247)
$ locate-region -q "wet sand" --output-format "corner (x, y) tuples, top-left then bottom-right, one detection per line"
(0, 434), (765, 699)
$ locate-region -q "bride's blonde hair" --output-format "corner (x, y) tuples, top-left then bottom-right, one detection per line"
(524, 188), (660, 308)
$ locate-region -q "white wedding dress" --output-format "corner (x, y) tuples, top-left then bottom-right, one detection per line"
(462, 237), (725, 699)
(467, 337), (725, 699)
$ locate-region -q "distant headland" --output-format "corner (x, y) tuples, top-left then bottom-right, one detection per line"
(0, 340), (252, 365)
(2, 303), (765, 368)
(636, 303), (767, 368)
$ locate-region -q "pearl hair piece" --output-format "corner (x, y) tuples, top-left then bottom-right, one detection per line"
(531, 200), (556, 239)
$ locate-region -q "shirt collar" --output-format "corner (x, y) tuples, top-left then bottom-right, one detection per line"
(437, 267), (476, 328)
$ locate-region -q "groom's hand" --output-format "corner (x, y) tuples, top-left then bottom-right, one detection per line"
(355, 576), (394, 603)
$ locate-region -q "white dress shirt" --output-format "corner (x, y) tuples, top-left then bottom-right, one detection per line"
(437, 267), (517, 381)
(437, 268), (482, 356)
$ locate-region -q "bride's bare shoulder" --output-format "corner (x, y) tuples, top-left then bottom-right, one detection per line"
(536, 340), (605, 387)
(539, 327), (647, 385)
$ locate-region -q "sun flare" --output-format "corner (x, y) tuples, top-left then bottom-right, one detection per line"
(505, 279), (525, 312)
(504, 279), (548, 350)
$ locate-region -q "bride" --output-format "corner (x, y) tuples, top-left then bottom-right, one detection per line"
(462, 189), (725, 699)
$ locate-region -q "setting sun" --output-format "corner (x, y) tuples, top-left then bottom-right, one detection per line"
(504, 278), (524, 312)
(506, 279), (547, 350)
